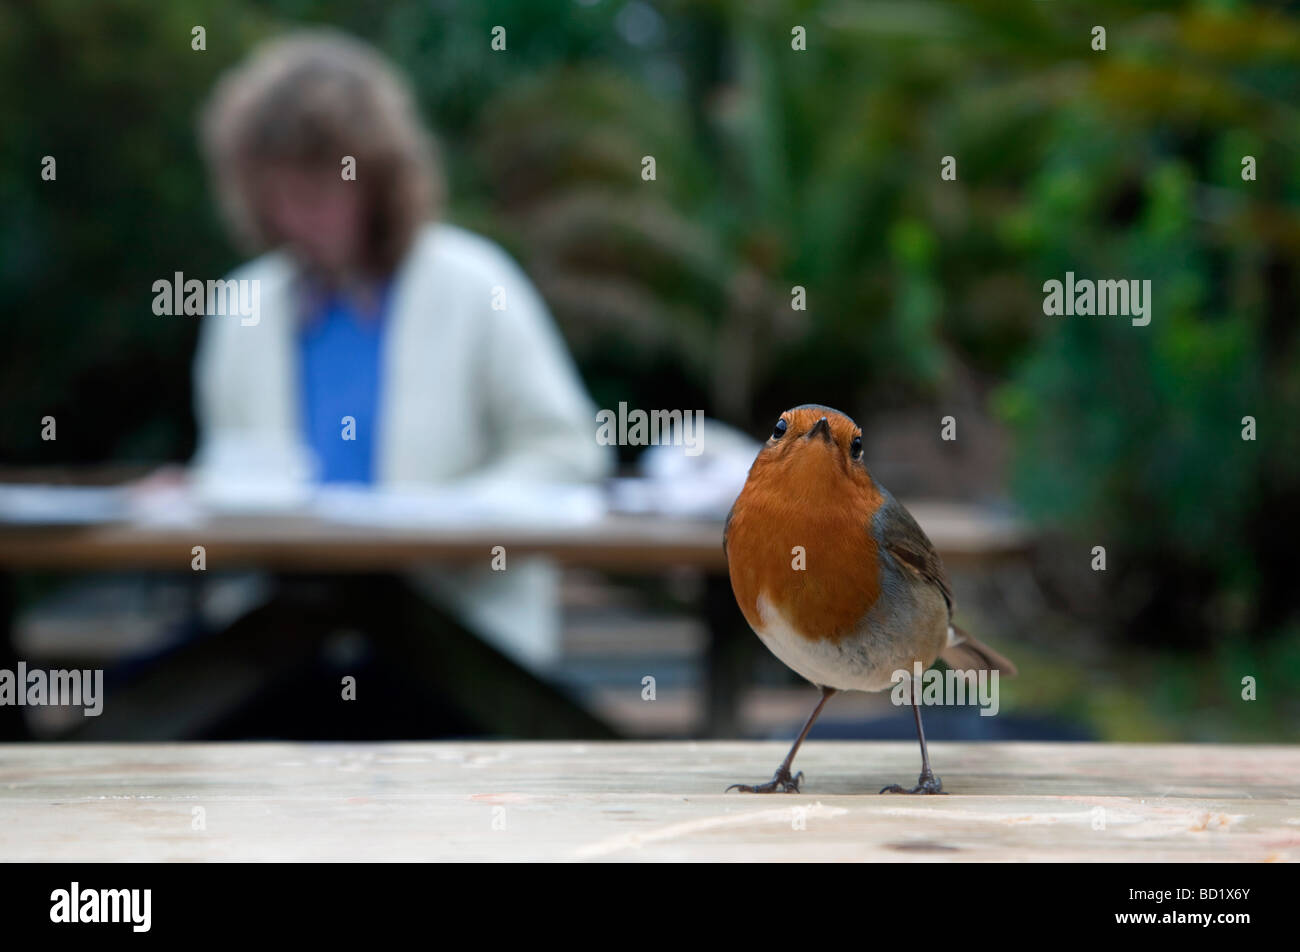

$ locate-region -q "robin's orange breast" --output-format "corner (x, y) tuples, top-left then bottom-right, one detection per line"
(726, 460), (883, 645)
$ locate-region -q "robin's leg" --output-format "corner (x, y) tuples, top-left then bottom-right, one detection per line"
(881, 689), (946, 795)
(727, 686), (836, 793)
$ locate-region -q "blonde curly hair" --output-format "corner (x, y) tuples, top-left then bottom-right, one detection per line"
(200, 29), (443, 276)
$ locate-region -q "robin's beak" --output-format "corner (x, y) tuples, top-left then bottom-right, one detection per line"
(806, 416), (832, 443)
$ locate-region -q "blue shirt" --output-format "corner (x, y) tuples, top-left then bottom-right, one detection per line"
(298, 284), (391, 484)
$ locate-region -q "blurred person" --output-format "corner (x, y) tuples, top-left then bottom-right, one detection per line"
(193, 30), (611, 667)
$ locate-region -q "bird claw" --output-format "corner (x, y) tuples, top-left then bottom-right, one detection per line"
(880, 771), (946, 795)
(727, 768), (804, 794)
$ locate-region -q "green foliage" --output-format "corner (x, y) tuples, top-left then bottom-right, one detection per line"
(0, 0), (272, 461)
(984, 7), (1300, 646)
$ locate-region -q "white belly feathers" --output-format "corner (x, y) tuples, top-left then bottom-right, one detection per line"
(754, 593), (907, 693)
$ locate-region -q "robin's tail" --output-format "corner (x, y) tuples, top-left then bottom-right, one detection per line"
(941, 624), (1018, 676)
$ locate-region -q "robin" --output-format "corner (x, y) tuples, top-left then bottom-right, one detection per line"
(723, 404), (1016, 794)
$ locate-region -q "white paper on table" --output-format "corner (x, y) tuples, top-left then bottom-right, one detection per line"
(0, 485), (129, 525)
(609, 417), (760, 519)
(310, 482), (607, 530)
(190, 435), (317, 514)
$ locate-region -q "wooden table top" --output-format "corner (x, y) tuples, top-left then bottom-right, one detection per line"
(1, 741), (1294, 861)
(0, 502), (1029, 572)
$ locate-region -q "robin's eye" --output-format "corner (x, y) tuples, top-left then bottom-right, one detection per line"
(850, 435), (862, 459)
(771, 418), (787, 440)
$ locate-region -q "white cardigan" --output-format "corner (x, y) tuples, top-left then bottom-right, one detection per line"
(192, 222), (612, 666)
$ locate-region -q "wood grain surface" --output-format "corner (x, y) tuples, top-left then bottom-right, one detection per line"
(1, 741), (1295, 861)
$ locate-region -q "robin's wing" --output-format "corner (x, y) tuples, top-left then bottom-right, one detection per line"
(875, 492), (953, 615)
(722, 506), (734, 558)
(877, 492), (1018, 674)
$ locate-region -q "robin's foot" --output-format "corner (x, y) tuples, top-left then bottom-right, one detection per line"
(727, 767), (803, 794)
(880, 769), (945, 795)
